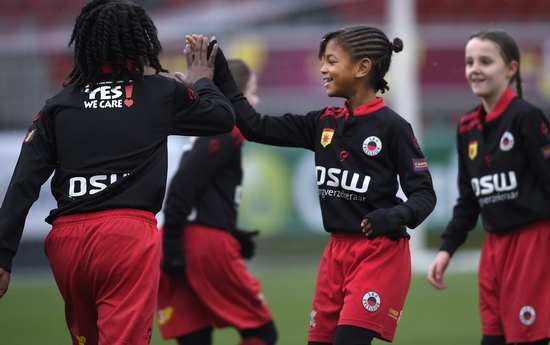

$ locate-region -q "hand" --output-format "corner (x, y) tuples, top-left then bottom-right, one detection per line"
(161, 237), (186, 277)
(361, 218), (374, 238)
(361, 208), (404, 240)
(427, 250), (451, 290)
(184, 34), (234, 87)
(0, 267), (11, 298)
(174, 35), (218, 87)
(233, 228), (260, 259)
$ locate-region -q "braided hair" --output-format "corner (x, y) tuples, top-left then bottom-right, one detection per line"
(319, 25), (403, 94)
(65, 0), (168, 89)
(469, 29), (523, 98)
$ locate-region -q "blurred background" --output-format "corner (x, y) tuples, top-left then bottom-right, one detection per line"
(1, 0), (550, 278)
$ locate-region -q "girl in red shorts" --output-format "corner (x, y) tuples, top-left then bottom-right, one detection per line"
(428, 30), (550, 345)
(0, 1), (234, 344)
(203, 25), (437, 345)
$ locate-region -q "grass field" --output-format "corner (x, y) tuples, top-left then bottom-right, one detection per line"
(0, 261), (480, 345)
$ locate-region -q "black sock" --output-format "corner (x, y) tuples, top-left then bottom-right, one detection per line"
(516, 339), (550, 345)
(176, 326), (213, 345)
(239, 320), (278, 345)
(482, 335), (506, 345)
(333, 325), (376, 345)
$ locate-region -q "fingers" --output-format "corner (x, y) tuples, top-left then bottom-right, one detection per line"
(184, 44), (193, 66)
(174, 71), (185, 83)
(361, 218), (373, 238)
(194, 35), (208, 61)
(427, 264), (447, 289)
(184, 34), (218, 63)
(427, 251), (451, 290)
(185, 34), (198, 47)
(208, 42), (218, 64)
(0, 268), (10, 298)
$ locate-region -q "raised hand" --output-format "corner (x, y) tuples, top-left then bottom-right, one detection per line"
(174, 35), (218, 87)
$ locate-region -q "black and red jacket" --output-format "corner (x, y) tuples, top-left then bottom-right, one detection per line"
(441, 88), (550, 255)
(162, 127), (245, 238)
(0, 71), (235, 271)
(220, 80), (436, 236)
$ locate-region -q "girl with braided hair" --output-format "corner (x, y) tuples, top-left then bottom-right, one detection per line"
(0, 0), (234, 344)
(202, 24), (436, 344)
(428, 29), (550, 345)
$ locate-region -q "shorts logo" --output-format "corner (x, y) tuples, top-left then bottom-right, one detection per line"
(500, 131), (514, 151)
(519, 305), (536, 326)
(309, 309), (317, 327)
(157, 306), (174, 326)
(71, 330), (87, 345)
(363, 136), (382, 156)
(362, 291), (381, 312)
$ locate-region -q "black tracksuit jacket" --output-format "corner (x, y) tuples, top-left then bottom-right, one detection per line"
(441, 88), (550, 256)
(219, 80), (436, 237)
(0, 72), (235, 271)
(162, 127), (244, 238)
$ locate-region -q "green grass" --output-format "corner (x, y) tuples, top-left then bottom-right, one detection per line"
(0, 266), (480, 345)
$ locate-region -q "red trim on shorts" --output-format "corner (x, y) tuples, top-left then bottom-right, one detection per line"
(330, 232), (365, 240)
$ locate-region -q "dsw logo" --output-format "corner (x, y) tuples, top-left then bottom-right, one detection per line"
(69, 173), (129, 197)
(471, 171), (517, 196)
(316, 166), (371, 193)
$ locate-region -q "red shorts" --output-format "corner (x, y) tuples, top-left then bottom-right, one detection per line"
(308, 233), (411, 343)
(156, 224), (273, 339)
(45, 209), (160, 345)
(479, 219), (550, 343)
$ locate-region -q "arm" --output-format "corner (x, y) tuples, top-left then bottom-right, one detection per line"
(170, 35), (235, 137)
(219, 80), (317, 149)
(393, 123), (437, 229)
(520, 107), (550, 197)
(439, 130), (480, 256)
(204, 39), (317, 149)
(362, 122), (436, 239)
(0, 110), (56, 277)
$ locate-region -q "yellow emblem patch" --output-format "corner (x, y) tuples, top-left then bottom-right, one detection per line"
(468, 141), (478, 160)
(157, 306), (174, 325)
(321, 128), (335, 147)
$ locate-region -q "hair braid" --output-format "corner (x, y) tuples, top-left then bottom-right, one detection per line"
(65, 0), (168, 89)
(319, 25), (403, 94)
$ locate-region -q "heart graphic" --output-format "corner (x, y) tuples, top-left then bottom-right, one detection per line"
(124, 99), (134, 107)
